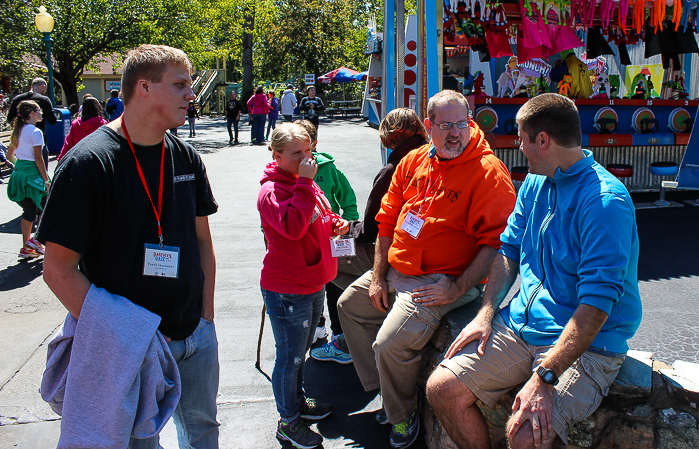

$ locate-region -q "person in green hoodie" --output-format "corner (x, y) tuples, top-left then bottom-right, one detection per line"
(295, 120), (359, 354)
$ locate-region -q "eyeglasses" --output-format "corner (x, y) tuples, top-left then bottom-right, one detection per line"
(431, 120), (470, 130)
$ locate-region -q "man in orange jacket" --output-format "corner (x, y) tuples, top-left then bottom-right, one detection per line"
(337, 90), (516, 448)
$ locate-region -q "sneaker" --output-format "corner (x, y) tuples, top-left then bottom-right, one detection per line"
(310, 340), (353, 364)
(18, 248), (40, 259)
(276, 418), (323, 449)
(375, 406), (390, 425)
(299, 397), (332, 420)
(25, 238), (45, 255)
(312, 325), (328, 343)
(389, 390), (421, 448)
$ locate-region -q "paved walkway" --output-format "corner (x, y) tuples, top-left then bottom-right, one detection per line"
(0, 115), (697, 448)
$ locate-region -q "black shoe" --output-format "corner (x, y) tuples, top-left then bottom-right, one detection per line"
(277, 418), (323, 449)
(299, 397), (332, 420)
(389, 388), (421, 448)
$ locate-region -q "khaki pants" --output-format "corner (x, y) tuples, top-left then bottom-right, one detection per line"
(337, 266), (482, 424)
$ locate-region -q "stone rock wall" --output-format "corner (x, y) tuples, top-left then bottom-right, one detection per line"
(418, 302), (699, 449)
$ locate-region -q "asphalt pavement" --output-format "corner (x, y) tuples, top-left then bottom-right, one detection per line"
(0, 115), (698, 448)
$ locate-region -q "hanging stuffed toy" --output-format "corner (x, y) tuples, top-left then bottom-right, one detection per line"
(472, 71), (487, 96)
(497, 69), (513, 97)
(618, 0), (630, 28)
(633, 0), (647, 34)
(564, 52), (594, 97)
(600, 0), (616, 27)
(558, 74), (573, 95)
(654, 0), (667, 31)
(681, 0), (698, 31)
(592, 73), (611, 98)
(627, 72), (650, 98)
(520, 0), (552, 50)
(527, 77), (539, 96)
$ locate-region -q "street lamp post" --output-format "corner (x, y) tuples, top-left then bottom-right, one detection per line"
(35, 6), (55, 107)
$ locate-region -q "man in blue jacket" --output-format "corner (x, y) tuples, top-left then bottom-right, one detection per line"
(425, 93), (642, 449)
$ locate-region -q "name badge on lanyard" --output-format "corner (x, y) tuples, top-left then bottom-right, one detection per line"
(330, 236), (356, 257)
(121, 117), (181, 279)
(144, 244), (180, 278)
(400, 211), (425, 239)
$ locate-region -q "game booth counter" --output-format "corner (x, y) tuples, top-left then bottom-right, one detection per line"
(364, 0), (699, 194)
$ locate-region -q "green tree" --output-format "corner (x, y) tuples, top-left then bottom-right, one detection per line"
(25, 0), (210, 106)
(0, 0), (37, 91)
(256, 0), (382, 86)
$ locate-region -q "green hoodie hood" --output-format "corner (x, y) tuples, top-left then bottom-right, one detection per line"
(313, 151), (335, 166)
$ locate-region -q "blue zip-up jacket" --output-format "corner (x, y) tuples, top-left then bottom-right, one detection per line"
(499, 150), (642, 355)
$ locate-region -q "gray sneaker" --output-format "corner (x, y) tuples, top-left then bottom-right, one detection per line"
(277, 418), (323, 449)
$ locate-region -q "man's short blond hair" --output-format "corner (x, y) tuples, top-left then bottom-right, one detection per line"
(31, 78), (47, 87)
(426, 90), (470, 121)
(379, 108), (428, 149)
(269, 123), (311, 154)
(121, 44), (192, 105)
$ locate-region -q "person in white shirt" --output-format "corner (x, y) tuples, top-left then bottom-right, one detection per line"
(280, 84), (298, 122)
(5, 100), (50, 258)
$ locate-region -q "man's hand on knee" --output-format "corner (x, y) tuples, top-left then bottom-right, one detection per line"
(369, 274), (389, 312)
(507, 375), (555, 448)
(445, 314), (492, 358)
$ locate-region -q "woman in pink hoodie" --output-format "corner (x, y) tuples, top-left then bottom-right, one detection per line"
(247, 85), (270, 145)
(257, 122), (348, 448)
(57, 97), (106, 161)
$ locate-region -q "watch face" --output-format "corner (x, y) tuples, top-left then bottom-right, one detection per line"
(544, 372), (555, 383)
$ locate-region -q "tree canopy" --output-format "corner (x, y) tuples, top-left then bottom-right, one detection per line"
(2, 0), (388, 105)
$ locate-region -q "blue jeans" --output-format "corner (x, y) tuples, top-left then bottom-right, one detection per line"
(253, 114), (266, 143)
(266, 118), (277, 139)
(262, 288), (324, 421)
(226, 117), (239, 142)
(129, 318), (220, 449)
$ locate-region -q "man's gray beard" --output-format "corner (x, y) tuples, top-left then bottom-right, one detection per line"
(436, 145), (464, 160)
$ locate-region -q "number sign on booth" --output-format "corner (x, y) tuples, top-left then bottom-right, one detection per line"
(304, 74), (315, 85)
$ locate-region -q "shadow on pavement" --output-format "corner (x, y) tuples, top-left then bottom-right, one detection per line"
(294, 340), (428, 449)
(636, 204), (699, 281)
(0, 216), (21, 234)
(0, 258), (44, 291)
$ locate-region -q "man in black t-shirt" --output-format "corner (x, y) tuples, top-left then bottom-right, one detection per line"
(38, 45), (220, 448)
(299, 86), (325, 131)
(6, 78), (56, 168)
(225, 91), (242, 145)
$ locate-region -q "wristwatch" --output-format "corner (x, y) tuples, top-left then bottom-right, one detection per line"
(536, 366), (559, 385)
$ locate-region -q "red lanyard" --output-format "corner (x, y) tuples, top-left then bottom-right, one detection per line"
(121, 118), (166, 247)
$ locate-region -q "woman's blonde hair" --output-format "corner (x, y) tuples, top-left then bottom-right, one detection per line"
(268, 122), (311, 154)
(11, 100), (40, 148)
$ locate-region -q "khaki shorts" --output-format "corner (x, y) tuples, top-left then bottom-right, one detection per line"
(441, 314), (624, 444)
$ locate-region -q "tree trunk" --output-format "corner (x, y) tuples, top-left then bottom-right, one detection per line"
(242, 4), (254, 113)
(53, 71), (79, 108)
